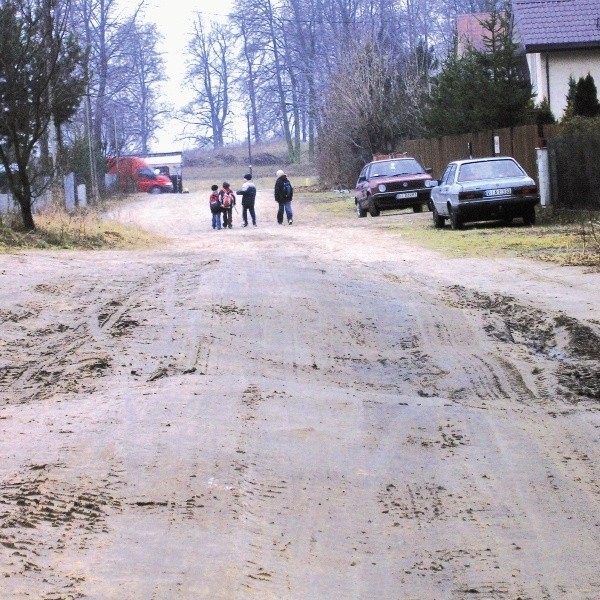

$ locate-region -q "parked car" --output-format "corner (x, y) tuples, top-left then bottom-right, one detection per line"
(428, 157), (540, 230)
(354, 156), (433, 217)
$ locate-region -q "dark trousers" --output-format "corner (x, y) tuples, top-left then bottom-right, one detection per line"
(242, 204), (256, 225)
(222, 207), (233, 228)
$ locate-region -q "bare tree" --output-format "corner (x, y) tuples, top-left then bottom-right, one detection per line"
(318, 41), (427, 185)
(115, 20), (167, 153)
(70, 0), (152, 154)
(236, 16), (264, 144)
(183, 15), (235, 148)
(232, 0), (285, 144)
(231, 0), (299, 161)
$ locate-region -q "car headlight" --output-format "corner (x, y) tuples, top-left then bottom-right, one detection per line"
(378, 184), (386, 193)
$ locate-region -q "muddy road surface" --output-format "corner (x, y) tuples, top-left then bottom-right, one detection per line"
(1, 189), (599, 599)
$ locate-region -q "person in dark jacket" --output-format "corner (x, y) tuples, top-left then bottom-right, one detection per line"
(236, 173), (257, 227)
(274, 169), (293, 225)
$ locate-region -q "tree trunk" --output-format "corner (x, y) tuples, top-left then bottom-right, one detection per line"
(266, 0), (294, 161)
(13, 175), (36, 230)
(240, 20), (261, 144)
(18, 200), (36, 231)
(288, 66), (302, 162)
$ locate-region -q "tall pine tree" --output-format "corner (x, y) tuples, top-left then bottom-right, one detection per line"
(573, 74), (600, 118)
(423, 3), (533, 136)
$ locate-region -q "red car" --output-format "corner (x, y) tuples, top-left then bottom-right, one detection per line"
(354, 156), (433, 217)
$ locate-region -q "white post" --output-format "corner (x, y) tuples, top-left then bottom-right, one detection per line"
(77, 184), (87, 208)
(536, 147), (551, 207)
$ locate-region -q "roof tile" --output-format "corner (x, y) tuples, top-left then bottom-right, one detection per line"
(513, 0), (600, 50)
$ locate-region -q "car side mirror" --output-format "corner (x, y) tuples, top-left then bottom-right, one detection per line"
(425, 167), (433, 174)
(357, 176), (366, 183)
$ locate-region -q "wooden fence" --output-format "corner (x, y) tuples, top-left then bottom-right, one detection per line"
(404, 124), (563, 183)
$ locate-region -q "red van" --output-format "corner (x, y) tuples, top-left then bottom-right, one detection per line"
(107, 156), (174, 194)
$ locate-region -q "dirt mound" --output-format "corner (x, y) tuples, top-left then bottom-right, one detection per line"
(252, 152), (282, 166)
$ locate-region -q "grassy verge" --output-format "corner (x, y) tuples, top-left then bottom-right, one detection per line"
(308, 195), (600, 269)
(0, 206), (166, 252)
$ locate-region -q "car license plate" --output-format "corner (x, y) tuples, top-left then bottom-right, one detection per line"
(485, 187), (511, 196)
(396, 191), (418, 199)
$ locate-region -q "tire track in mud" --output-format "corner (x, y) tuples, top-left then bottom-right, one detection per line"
(357, 400), (520, 597)
(212, 262), (517, 597)
(408, 282), (600, 555)
(363, 396), (599, 599)
(187, 299), (249, 377)
(0, 306), (112, 404)
(194, 263), (395, 596)
(303, 274), (447, 400)
(348, 263), (600, 597)
(0, 273), (140, 404)
(0, 259), (226, 406)
(412, 301), (522, 405)
(0, 462), (121, 598)
(228, 383), (293, 597)
(331, 315), (434, 395)
(0, 258), (229, 596)
(445, 286), (600, 404)
(2, 201), (598, 598)
(410, 281), (600, 408)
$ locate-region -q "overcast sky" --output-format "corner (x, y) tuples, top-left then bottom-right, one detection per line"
(142, 0), (233, 151)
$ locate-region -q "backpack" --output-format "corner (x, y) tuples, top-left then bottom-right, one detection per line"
(222, 190), (234, 208)
(209, 193), (220, 210)
(283, 180), (293, 201)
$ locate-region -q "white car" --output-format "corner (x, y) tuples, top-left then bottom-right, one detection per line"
(428, 157), (540, 230)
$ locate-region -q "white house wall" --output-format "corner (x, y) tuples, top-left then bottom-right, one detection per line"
(528, 49), (600, 118)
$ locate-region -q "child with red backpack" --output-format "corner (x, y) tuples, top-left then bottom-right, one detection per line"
(209, 184), (222, 229)
(219, 181), (236, 229)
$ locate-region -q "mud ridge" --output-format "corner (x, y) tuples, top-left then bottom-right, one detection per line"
(445, 286), (600, 402)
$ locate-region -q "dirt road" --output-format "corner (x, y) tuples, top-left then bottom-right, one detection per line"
(1, 188), (599, 599)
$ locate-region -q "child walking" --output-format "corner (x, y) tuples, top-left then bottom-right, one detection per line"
(219, 182), (236, 229)
(209, 184), (222, 229)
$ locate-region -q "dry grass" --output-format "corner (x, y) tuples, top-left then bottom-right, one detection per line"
(0, 203), (165, 252)
(537, 217), (600, 268)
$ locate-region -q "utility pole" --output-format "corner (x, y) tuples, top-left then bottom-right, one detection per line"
(247, 112), (252, 178)
(85, 96), (99, 204)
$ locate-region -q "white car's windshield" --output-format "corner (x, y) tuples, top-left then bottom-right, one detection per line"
(457, 160), (525, 182)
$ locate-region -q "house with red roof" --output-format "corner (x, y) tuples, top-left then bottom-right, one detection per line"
(455, 1), (600, 118)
